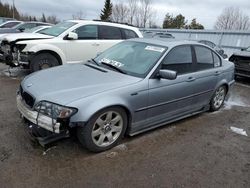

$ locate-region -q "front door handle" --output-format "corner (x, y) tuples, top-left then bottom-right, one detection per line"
(214, 71), (221, 76)
(186, 77), (196, 82)
(92, 43), (100, 47)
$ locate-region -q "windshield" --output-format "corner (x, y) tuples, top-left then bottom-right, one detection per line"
(245, 47), (250, 52)
(95, 41), (167, 78)
(38, 22), (76, 37)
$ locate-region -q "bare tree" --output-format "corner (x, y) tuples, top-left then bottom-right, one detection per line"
(127, 0), (138, 25)
(139, 0), (154, 28)
(72, 10), (86, 20)
(111, 1), (129, 23)
(214, 7), (250, 30)
(47, 15), (59, 24)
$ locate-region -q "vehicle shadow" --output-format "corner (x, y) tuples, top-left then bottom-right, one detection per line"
(235, 76), (250, 85)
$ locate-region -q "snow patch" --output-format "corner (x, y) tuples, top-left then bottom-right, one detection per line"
(230, 127), (248, 136)
(223, 97), (249, 110)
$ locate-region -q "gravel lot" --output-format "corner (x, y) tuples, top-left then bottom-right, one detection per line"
(0, 63), (249, 188)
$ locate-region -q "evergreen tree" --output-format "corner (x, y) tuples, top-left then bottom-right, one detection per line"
(41, 13), (47, 22)
(186, 19), (204, 29)
(100, 0), (113, 21)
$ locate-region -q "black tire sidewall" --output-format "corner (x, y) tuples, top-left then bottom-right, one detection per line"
(30, 53), (59, 72)
(210, 86), (226, 111)
(77, 107), (128, 152)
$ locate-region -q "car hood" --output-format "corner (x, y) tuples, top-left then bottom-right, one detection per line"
(1, 33), (52, 44)
(22, 63), (142, 106)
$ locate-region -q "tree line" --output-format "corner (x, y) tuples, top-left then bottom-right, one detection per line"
(0, 1), (58, 24)
(1, 0), (249, 30)
(100, 0), (204, 29)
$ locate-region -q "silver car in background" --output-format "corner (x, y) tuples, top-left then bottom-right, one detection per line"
(17, 39), (235, 152)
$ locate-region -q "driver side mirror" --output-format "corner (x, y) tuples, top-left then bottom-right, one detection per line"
(157, 69), (177, 80)
(18, 28), (25, 32)
(66, 32), (78, 40)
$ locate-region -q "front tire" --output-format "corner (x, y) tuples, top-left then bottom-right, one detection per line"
(30, 53), (59, 72)
(210, 86), (227, 111)
(77, 107), (127, 152)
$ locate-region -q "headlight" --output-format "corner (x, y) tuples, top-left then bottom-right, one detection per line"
(34, 101), (77, 119)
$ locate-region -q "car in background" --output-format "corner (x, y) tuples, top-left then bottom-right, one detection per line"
(198, 40), (228, 59)
(142, 30), (174, 39)
(229, 46), (250, 78)
(0, 17), (15, 24)
(0, 20), (23, 28)
(0, 25), (52, 65)
(25, 25), (51, 33)
(152, 32), (174, 39)
(0, 21), (52, 35)
(8, 20), (142, 72)
(17, 39), (235, 152)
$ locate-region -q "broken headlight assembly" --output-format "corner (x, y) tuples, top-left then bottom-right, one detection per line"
(34, 101), (78, 119)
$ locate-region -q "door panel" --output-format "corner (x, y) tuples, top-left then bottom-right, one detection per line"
(147, 74), (198, 126)
(65, 40), (100, 63)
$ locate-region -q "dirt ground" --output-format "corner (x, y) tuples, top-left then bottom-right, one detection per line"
(0, 64), (249, 188)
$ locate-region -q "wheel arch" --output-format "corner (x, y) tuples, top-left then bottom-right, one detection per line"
(33, 50), (63, 65)
(73, 104), (133, 134)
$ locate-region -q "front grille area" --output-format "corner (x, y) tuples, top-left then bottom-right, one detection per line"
(20, 86), (35, 108)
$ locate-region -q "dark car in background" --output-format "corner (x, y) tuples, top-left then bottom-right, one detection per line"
(229, 46), (250, 78)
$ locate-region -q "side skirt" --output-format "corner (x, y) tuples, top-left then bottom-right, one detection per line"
(129, 105), (210, 136)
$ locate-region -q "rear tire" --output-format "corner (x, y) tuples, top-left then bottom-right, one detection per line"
(210, 86), (227, 111)
(77, 107), (127, 152)
(30, 53), (59, 72)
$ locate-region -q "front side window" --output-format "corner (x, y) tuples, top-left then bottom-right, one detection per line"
(73, 25), (98, 40)
(195, 46), (214, 71)
(99, 25), (122, 40)
(94, 41), (166, 77)
(38, 22), (76, 37)
(161, 45), (193, 74)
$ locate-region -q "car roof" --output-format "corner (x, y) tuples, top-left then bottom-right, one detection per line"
(129, 38), (202, 48)
(66, 20), (139, 30)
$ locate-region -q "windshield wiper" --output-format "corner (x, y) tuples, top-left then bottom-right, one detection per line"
(90, 58), (100, 66)
(100, 62), (126, 74)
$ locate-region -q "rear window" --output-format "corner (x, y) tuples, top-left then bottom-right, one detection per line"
(123, 29), (138, 39)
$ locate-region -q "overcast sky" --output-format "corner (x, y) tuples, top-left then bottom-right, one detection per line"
(2, 0), (250, 29)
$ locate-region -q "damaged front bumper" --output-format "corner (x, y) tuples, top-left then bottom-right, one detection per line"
(17, 95), (69, 145)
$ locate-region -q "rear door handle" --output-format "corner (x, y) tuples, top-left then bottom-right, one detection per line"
(214, 71), (221, 76)
(92, 43), (100, 46)
(186, 77), (196, 82)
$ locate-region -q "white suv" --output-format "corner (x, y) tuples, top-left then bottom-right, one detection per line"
(13, 20), (142, 71)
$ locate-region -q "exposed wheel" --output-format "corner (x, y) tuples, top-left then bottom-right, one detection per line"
(77, 107), (127, 152)
(210, 86), (227, 111)
(30, 53), (59, 72)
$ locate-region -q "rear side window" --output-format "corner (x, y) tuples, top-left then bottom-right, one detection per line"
(213, 52), (221, 67)
(99, 25), (122, 40)
(123, 29), (138, 39)
(74, 25), (98, 39)
(161, 45), (193, 74)
(195, 46), (214, 71)
(0, 22), (19, 28)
